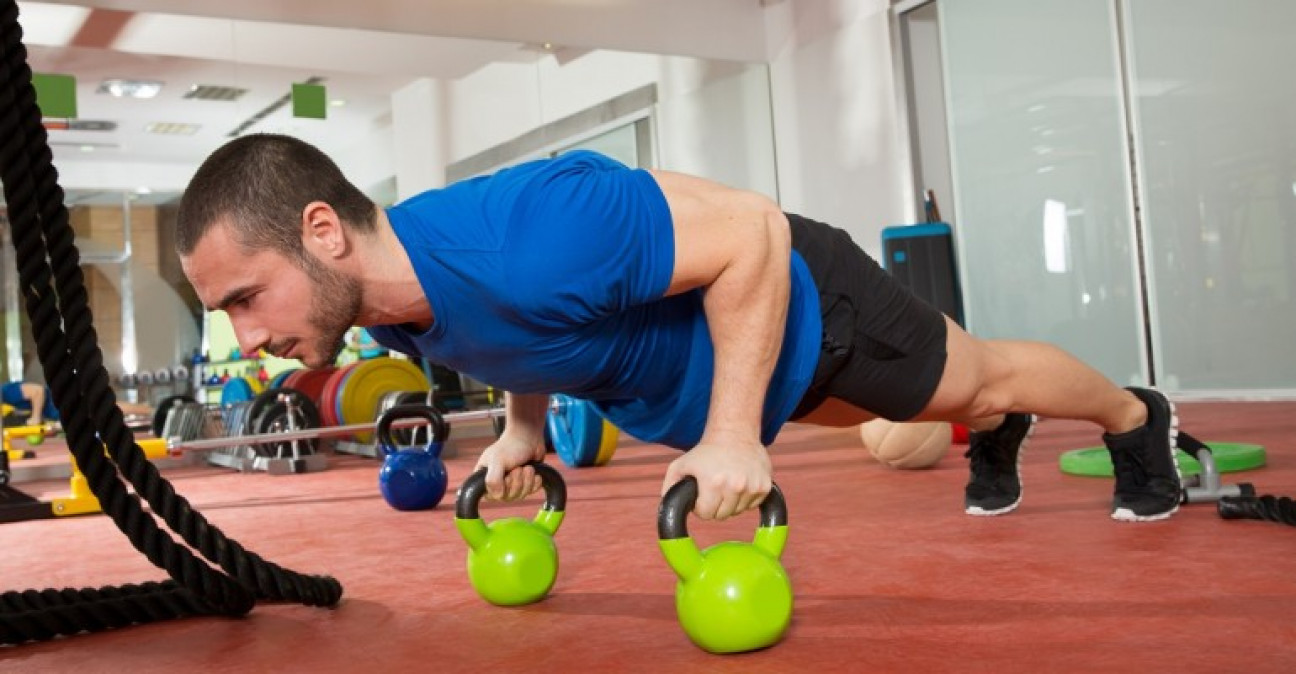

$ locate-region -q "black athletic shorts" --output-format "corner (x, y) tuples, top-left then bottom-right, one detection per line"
(786, 213), (949, 422)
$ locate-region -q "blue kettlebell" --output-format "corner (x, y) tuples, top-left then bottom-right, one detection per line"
(378, 404), (450, 511)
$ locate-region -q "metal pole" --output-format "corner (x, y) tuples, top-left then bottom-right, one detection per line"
(169, 407), (504, 452)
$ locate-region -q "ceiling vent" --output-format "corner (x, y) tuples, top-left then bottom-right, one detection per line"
(144, 122), (201, 135)
(183, 85), (248, 101)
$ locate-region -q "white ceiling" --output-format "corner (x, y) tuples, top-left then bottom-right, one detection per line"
(13, 0), (779, 199)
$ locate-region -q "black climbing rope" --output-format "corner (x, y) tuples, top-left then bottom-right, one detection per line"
(1, 0), (340, 645)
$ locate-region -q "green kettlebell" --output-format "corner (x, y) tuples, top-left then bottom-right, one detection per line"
(455, 461), (566, 606)
(658, 477), (792, 654)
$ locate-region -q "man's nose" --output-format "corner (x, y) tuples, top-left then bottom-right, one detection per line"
(232, 320), (269, 356)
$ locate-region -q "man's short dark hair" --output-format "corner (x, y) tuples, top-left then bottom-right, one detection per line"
(175, 133), (376, 259)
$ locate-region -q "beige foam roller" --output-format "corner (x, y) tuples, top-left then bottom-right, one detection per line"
(860, 419), (952, 469)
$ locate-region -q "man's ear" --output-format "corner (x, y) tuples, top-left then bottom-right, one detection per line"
(302, 201), (349, 259)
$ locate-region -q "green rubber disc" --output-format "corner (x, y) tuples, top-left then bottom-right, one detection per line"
(1059, 442), (1266, 477)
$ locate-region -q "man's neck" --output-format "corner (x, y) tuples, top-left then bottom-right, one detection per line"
(352, 210), (434, 329)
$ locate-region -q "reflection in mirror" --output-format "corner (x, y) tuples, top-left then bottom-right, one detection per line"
(2, 190), (201, 405)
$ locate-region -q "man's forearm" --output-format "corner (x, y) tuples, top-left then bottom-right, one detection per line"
(699, 211), (791, 446)
(503, 392), (551, 447)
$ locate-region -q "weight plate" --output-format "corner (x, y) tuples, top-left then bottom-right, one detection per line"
(491, 394), (506, 438)
(1059, 442), (1267, 477)
(318, 364), (358, 428)
(289, 367), (338, 411)
(593, 420), (619, 466)
(220, 377), (258, 407)
(269, 368), (299, 390)
(334, 367), (356, 427)
(151, 394), (196, 437)
(243, 387), (311, 439)
(253, 391), (322, 457)
(279, 369), (305, 391)
(492, 416), (507, 438)
(548, 394), (608, 468)
(338, 358), (429, 443)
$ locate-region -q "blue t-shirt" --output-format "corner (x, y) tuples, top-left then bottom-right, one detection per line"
(369, 151), (820, 449)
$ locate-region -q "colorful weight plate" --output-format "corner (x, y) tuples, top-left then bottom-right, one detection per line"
(337, 358), (429, 442)
(334, 367), (355, 428)
(318, 363), (358, 428)
(1059, 442), (1266, 477)
(220, 377), (258, 407)
(288, 367), (339, 411)
(269, 368), (299, 390)
(593, 420), (619, 466)
(549, 394), (615, 468)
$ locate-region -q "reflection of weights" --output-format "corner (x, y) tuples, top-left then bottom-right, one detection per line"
(1, 422), (56, 486)
(118, 366), (191, 406)
(0, 436), (171, 520)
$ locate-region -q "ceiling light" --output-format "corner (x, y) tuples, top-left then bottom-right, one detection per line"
(98, 79), (164, 99)
(145, 122), (201, 135)
(330, 99), (347, 108)
(79, 145), (95, 153)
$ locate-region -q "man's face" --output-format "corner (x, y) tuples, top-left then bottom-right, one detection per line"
(181, 222), (362, 369)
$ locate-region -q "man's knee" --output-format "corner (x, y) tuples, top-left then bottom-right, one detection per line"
(925, 336), (1015, 420)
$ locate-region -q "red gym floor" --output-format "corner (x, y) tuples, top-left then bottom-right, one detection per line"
(4, 401), (1296, 672)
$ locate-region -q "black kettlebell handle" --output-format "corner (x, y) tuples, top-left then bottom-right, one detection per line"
(658, 477), (787, 540)
(377, 403), (450, 452)
(456, 461), (567, 520)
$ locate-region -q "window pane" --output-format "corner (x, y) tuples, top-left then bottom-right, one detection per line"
(941, 0), (1146, 385)
(1127, 0), (1296, 392)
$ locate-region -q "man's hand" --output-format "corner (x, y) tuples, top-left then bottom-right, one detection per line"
(475, 433), (547, 501)
(473, 391), (551, 501)
(662, 441), (773, 520)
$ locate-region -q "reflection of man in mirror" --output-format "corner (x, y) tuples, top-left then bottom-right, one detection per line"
(1, 381), (58, 426)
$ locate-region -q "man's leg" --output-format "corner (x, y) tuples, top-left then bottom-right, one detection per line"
(914, 317), (1180, 521)
(916, 317), (1147, 432)
(20, 383), (45, 425)
(800, 316), (1182, 521)
(783, 212), (1179, 520)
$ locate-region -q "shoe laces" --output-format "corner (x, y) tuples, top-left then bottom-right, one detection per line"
(964, 434), (1010, 477)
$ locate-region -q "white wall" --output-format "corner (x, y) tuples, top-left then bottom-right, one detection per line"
(766, 0), (910, 258)
(395, 51), (782, 202)
(380, 0), (911, 257)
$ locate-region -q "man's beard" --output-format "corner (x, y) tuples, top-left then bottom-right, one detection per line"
(297, 252), (362, 368)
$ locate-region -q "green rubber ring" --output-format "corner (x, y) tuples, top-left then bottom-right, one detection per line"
(1059, 442), (1266, 477)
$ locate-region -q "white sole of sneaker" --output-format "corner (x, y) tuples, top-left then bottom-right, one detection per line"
(1111, 394), (1182, 522)
(964, 415), (1035, 517)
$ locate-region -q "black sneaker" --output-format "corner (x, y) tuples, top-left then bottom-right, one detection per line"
(964, 413), (1035, 516)
(1103, 387), (1182, 522)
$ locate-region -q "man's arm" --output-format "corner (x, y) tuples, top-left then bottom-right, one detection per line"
(476, 392), (551, 500)
(649, 170), (791, 520)
(502, 392), (550, 447)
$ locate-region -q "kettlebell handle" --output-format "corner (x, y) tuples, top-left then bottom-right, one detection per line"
(456, 460), (567, 521)
(377, 403), (450, 456)
(657, 477), (788, 541)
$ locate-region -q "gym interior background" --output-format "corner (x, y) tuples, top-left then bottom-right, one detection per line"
(3, 0), (1295, 670)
